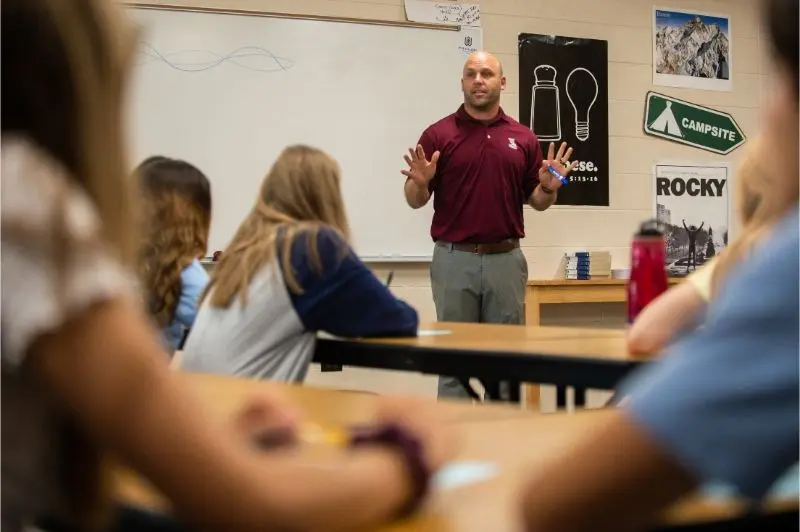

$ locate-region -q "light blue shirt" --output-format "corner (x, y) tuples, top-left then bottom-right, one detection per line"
(162, 258), (209, 351)
(622, 208), (799, 499)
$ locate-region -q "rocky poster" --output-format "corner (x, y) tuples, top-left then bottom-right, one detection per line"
(653, 7), (732, 92)
(653, 162), (731, 278)
(518, 34), (609, 206)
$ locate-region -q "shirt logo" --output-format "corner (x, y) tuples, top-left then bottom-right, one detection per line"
(508, 138), (518, 150)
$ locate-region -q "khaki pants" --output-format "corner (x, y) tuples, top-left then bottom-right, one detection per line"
(430, 241), (528, 400)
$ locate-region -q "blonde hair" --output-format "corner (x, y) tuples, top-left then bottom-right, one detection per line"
(711, 135), (796, 295)
(3, 0), (138, 529)
(138, 158), (212, 326)
(207, 145), (350, 307)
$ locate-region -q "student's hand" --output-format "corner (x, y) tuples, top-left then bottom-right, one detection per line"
(402, 145), (440, 188)
(373, 397), (458, 471)
(232, 391), (301, 443)
(538, 141), (579, 191)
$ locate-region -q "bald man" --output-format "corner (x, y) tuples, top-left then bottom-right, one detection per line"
(402, 52), (578, 401)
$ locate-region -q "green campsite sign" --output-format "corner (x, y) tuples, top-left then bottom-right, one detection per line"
(643, 92), (746, 155)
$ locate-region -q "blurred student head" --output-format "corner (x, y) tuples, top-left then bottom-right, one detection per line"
(2, 0), (137, 526)
(762, 0), (799, 197)
(711, 135), (799, 294)
(2, 0), (137, 261)
(711, 0), (800, 294)
(137, 157), (212, 326)
(207, 145), (350, 306)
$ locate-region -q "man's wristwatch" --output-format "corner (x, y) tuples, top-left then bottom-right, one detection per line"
(349, 423), (431, 517)
(540, 183), (556, 194)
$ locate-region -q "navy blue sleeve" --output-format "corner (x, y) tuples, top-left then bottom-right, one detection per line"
(278, 227), (419, 338)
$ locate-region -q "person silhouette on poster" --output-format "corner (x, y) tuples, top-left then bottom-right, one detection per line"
(682, 219), (705, 273)
(706, 227), (716, 258)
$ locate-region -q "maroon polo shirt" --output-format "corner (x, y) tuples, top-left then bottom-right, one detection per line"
(416, 105), (543, 244)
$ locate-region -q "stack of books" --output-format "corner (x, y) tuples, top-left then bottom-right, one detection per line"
(556, 251), (613, 280)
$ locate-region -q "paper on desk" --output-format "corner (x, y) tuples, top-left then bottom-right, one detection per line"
(418, 329), (452, 336)
(433, 461), (499, 490)
(700, 463), (799, 499)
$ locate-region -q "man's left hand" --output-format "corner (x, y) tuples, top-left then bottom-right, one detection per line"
(538, 142), (579, 192)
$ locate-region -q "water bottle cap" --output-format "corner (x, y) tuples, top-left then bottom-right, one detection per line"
(636, 219), (664, 237)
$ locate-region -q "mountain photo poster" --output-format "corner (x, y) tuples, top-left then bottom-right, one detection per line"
(653, 7), (732, 92)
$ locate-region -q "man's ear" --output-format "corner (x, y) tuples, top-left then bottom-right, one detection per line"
(500, 76), (507, 91)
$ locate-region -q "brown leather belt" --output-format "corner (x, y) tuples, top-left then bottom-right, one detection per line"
(442, 239), (519, 255)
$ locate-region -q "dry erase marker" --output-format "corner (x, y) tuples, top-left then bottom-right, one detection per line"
(547, 165), (569, 185)
(386, 271), (394, 287)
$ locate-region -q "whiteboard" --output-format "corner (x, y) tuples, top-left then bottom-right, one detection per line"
(126, 7), (465, 260)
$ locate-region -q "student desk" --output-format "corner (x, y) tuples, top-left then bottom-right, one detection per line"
(115, 374), (798, 531)
(313, 322), (640, 409)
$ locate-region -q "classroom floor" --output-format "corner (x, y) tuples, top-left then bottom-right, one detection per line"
(305, 365), (613, 413)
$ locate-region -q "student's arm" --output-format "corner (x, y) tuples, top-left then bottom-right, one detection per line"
(281, 227), (419, 338)
(520, 411), (696, 532)
(627, 259), (716, 355)
(173, 260), (209, 329)
(520, 214), (800, 532)
(28, 299), (423, 531)
(627, 283), (706, 355)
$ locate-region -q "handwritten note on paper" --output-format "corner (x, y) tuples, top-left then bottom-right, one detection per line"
(404, 0), (483, 56)
(404, 0), (482, 27)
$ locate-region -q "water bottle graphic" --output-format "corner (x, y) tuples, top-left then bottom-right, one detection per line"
(530, 65), (561, 141)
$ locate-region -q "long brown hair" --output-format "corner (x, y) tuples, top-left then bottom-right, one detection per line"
(207, 145), (350, 308)
(710, 135), (797, 295)
(138, 157), (212, 326)
(2, 0), (137, 529)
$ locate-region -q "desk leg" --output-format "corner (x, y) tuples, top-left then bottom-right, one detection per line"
(523, 288), (542, 411)
(555, 386), (568, 410)
(574, 388), (587, 408)
(508, 381), (521, 404)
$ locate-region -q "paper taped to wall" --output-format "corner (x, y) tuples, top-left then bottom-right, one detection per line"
(404, 0), (483, 55)
(404, 0), (481, 26)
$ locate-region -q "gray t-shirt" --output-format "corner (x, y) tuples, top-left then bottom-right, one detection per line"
(623, 208), (800, 499)
(1, 137), (132, 530)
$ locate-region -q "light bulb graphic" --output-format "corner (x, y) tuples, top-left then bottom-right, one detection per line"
(565, 67), (598, 141)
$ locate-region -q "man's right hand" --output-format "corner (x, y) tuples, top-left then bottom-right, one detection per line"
(402, 144), (439, 188)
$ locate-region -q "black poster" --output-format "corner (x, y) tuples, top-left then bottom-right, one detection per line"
(519, 34), (609, 206)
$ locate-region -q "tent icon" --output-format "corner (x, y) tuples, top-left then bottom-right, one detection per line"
(649, 101), (683, 137)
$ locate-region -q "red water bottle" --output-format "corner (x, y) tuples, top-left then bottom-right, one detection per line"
(627, 220), (668, 323)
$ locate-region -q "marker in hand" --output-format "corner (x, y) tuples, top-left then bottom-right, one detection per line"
(547, 165), (569, 186)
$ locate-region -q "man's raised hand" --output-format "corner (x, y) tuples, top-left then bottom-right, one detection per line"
(402, 144), (440, 188)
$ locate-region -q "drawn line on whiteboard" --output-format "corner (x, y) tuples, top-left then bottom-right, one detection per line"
(136, 42), (294, 73)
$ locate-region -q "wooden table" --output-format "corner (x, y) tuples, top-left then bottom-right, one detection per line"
(522, 279), (682, 408)
(314, 322), (639, 409)
(116, 374), (798, 531)
(525, 278), (682, 326)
